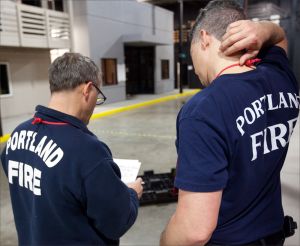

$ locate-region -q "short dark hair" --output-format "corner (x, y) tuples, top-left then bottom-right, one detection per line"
(190, 0), (246, 42)
(49, 53), (101, 93)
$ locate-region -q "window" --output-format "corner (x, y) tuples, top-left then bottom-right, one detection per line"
(47, 0), (64, 12)
(101, 59), (118, 86)
(0, 63), (11, 96)
(161, 60), (169, 80)
(21, 0), (42, 7)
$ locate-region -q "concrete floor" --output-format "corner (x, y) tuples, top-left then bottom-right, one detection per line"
(0, 94), (299, 245)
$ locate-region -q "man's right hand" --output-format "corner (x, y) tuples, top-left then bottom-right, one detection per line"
(127, 177), (144, 199)
(220, 20), (287, 65)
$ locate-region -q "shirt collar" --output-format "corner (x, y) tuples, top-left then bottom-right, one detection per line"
(34, 105), (92, 135)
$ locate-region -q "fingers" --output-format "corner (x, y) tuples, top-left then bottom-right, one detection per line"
(136, 177), (143, 183)
(222, 26), (242, 42)
(222, 36), (258, 56)
(220, 20), (261, 65)
(226, 20), (244, 30)
(223, 20), (250, 40)
(221, 20), (261, 55)
(126, 177), (143, 186)
(135, 177), (144, 189)
(239, 50), (259, 65)
(220, 31), (246, 52)
(136, 178), (144, 199)
(127, 177), (144, 199)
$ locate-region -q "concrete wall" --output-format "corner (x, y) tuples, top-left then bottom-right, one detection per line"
(72, 0), (174, 103)
(72, 0), (90, 56)
(0, 48), (51, 118)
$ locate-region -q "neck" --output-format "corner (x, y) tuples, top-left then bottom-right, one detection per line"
(48, 90), (85, 123)
(208, 52), (254, 82)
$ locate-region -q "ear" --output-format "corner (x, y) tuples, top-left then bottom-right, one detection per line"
(200, 29), (211, 49)
(82, 82), (93, 100)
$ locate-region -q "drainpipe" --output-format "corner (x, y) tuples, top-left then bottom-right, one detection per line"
(0, 85), (2, 137)
(289, 0), (297, 67)
(243, 0), (248, 16)
(67, 0), (75, 52)
(178, 0), (184, 94)
(0, 110), (2, 137)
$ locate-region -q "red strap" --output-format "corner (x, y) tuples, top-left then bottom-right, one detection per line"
(32, 117), (42, 125)
(215, 58), (262, 79)
(32, 117), (68, 125)
(245, 58), (261, 67)
(216, 63), (240, 78)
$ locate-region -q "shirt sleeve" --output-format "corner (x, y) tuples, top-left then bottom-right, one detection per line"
(258, 46), (298, 88)
(175, 117), (229, 192)
(82, 159), (139, 240)
(257, 46), (289, 69)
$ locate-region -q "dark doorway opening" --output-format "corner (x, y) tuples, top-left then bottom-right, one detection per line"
(125, 46), (155, 95)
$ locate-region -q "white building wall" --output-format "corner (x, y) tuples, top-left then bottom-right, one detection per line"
(0, 0), (174, 125)
(0, 48), (51, 118)
(72, 0), (174, 103)
(72, 0), (90, 56)
(87, 13), (127, 103)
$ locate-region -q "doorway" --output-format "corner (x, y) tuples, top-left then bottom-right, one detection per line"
(125, 46), (155, 95)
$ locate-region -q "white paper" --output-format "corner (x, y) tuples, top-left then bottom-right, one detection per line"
(113, 159), (141, 183)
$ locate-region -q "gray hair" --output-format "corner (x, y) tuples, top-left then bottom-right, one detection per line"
(49, 53), (101, 93)
(190, 0), (245, 42)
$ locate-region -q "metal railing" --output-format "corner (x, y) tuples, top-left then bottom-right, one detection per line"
(0, 0), (71, 49)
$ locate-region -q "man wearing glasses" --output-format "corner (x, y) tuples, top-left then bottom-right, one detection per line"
(93, 82), (107, 106)
(1, 53), (143, 245)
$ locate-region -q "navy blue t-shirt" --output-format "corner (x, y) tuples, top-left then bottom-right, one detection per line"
(175, 46), (299, 244)
(1, 106), (139, 245)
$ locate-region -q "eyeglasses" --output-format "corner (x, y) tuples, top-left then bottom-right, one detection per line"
(92, 83), (107, 105)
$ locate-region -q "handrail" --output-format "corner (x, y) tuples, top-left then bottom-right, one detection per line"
(0, 1), (71, 49)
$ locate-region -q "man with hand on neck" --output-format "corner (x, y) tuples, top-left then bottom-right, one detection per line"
(1, 53), (143, 245)
(160, 1), (299, 245)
